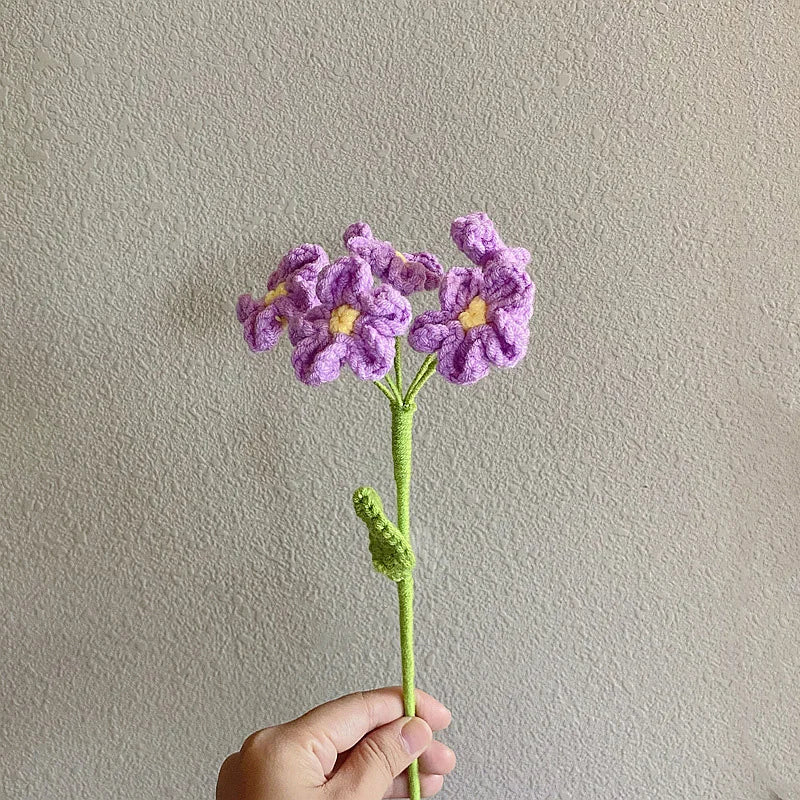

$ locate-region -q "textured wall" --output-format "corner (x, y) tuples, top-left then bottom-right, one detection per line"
(1, 2), (797, 798)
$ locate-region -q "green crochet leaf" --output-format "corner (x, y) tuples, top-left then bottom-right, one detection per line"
(352, 486), (415, 582)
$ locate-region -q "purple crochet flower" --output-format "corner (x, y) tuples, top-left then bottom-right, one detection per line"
(408, 248), (535, 385)
(343, 221), (372, 243)
(236, 244), (328, 352)
(451, 211), (530, 270)
(344, 221), (443, 296)
(291, 255), (412, 385)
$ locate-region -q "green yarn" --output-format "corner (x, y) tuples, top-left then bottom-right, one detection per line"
(397, 573), (418, 793)
(352, 487), (415, 581)
(355, 347), (441, 800)
(404, 354), (437, 403)
(391, 397), (420, 800)
(373, 380), (396, 402)
(393, 336), (403, 394)
(391, 401), (415, 538)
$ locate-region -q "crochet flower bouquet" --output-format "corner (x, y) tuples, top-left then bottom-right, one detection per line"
(235, 213), (535, 799)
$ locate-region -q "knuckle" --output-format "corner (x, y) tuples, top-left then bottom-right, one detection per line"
(289, 720), (337, 767)
(358, 735), (397, 780)
(216, 751), (241, 794)
(355, 690), (375, 729)
(240, 725), (277, 757)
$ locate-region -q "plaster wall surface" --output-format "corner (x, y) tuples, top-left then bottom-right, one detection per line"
(1, 2), (797, 798)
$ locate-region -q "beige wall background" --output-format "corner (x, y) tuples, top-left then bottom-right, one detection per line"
(1, 2), (797, 798)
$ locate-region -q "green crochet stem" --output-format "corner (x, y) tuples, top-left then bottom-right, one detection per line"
(391, 343), (420, 800)
(354, 343), (436, 800)
(397, 574), (417, 797)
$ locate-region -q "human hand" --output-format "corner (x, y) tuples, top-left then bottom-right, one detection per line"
(216, 686), (456, 799)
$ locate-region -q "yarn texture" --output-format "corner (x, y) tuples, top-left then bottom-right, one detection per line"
(290, 256), (411, 385)
(233, 213), (536, 800)
(352, 486), (415, 581)
(408, 216), (535, 385)
(345, 220), (444, 296)
(237, 244), (328, 352)
(354, 387), (422, 797)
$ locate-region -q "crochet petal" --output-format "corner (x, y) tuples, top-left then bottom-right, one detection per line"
(485, 246), (531, 271)
(281, 279), (318, 315)
(347, 227), (443, 295)
(382, 257), (425, 296)
(273, 243), (329, 288)
(242, 305), (284, 352)
(438, 267), (484, 314)
(383, 251), (444, 295)
(291, 330), (348, 385)
(316, 256), (373, 308)
(483, 260), (535, 323)
(236, 293), (261, 323)
(357, 284), (411, 336)
(436, 328), (492, 385)
(346, 325), (396, 381)
(288, 305), (329, 347)
(405, 252), (443, 291)
(348, 237), (396, 278)
(481, 311), (530, 367)
(343, 221), (373, 246)
(450, 212), (505, 266)
(407, 311), (460, 353)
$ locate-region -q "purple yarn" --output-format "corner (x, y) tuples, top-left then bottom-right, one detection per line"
(236, 213), (535, 388)
(408, 249), (535, 386)
(450, 212), (509, 267)
(344, 221), (443, 296)
(291, 256), (411, 385)
(343, 221), (372, 245)
(236, 244), (328, 352)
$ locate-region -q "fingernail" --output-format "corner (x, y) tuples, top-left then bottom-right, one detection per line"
(401, 717), (430, 754)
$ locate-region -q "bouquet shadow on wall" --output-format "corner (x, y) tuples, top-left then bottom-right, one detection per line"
(159, 248), (381, 725)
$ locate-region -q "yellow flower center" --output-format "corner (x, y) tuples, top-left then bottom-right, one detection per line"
(263, 282), (288, 306)
(329, 304), (360, 335)
(458, 296), (489, 331)
(394, 250), (407, 263)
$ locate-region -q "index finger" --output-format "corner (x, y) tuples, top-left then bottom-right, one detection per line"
(290, 686), (451, 755)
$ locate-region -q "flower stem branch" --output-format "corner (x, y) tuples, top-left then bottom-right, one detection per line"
(374, 380), (398, 403)
(393, 337), (403, 394)
(404, 355), (437, 404)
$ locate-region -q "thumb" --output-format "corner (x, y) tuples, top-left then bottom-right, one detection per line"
(328, 715), (432, 800)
